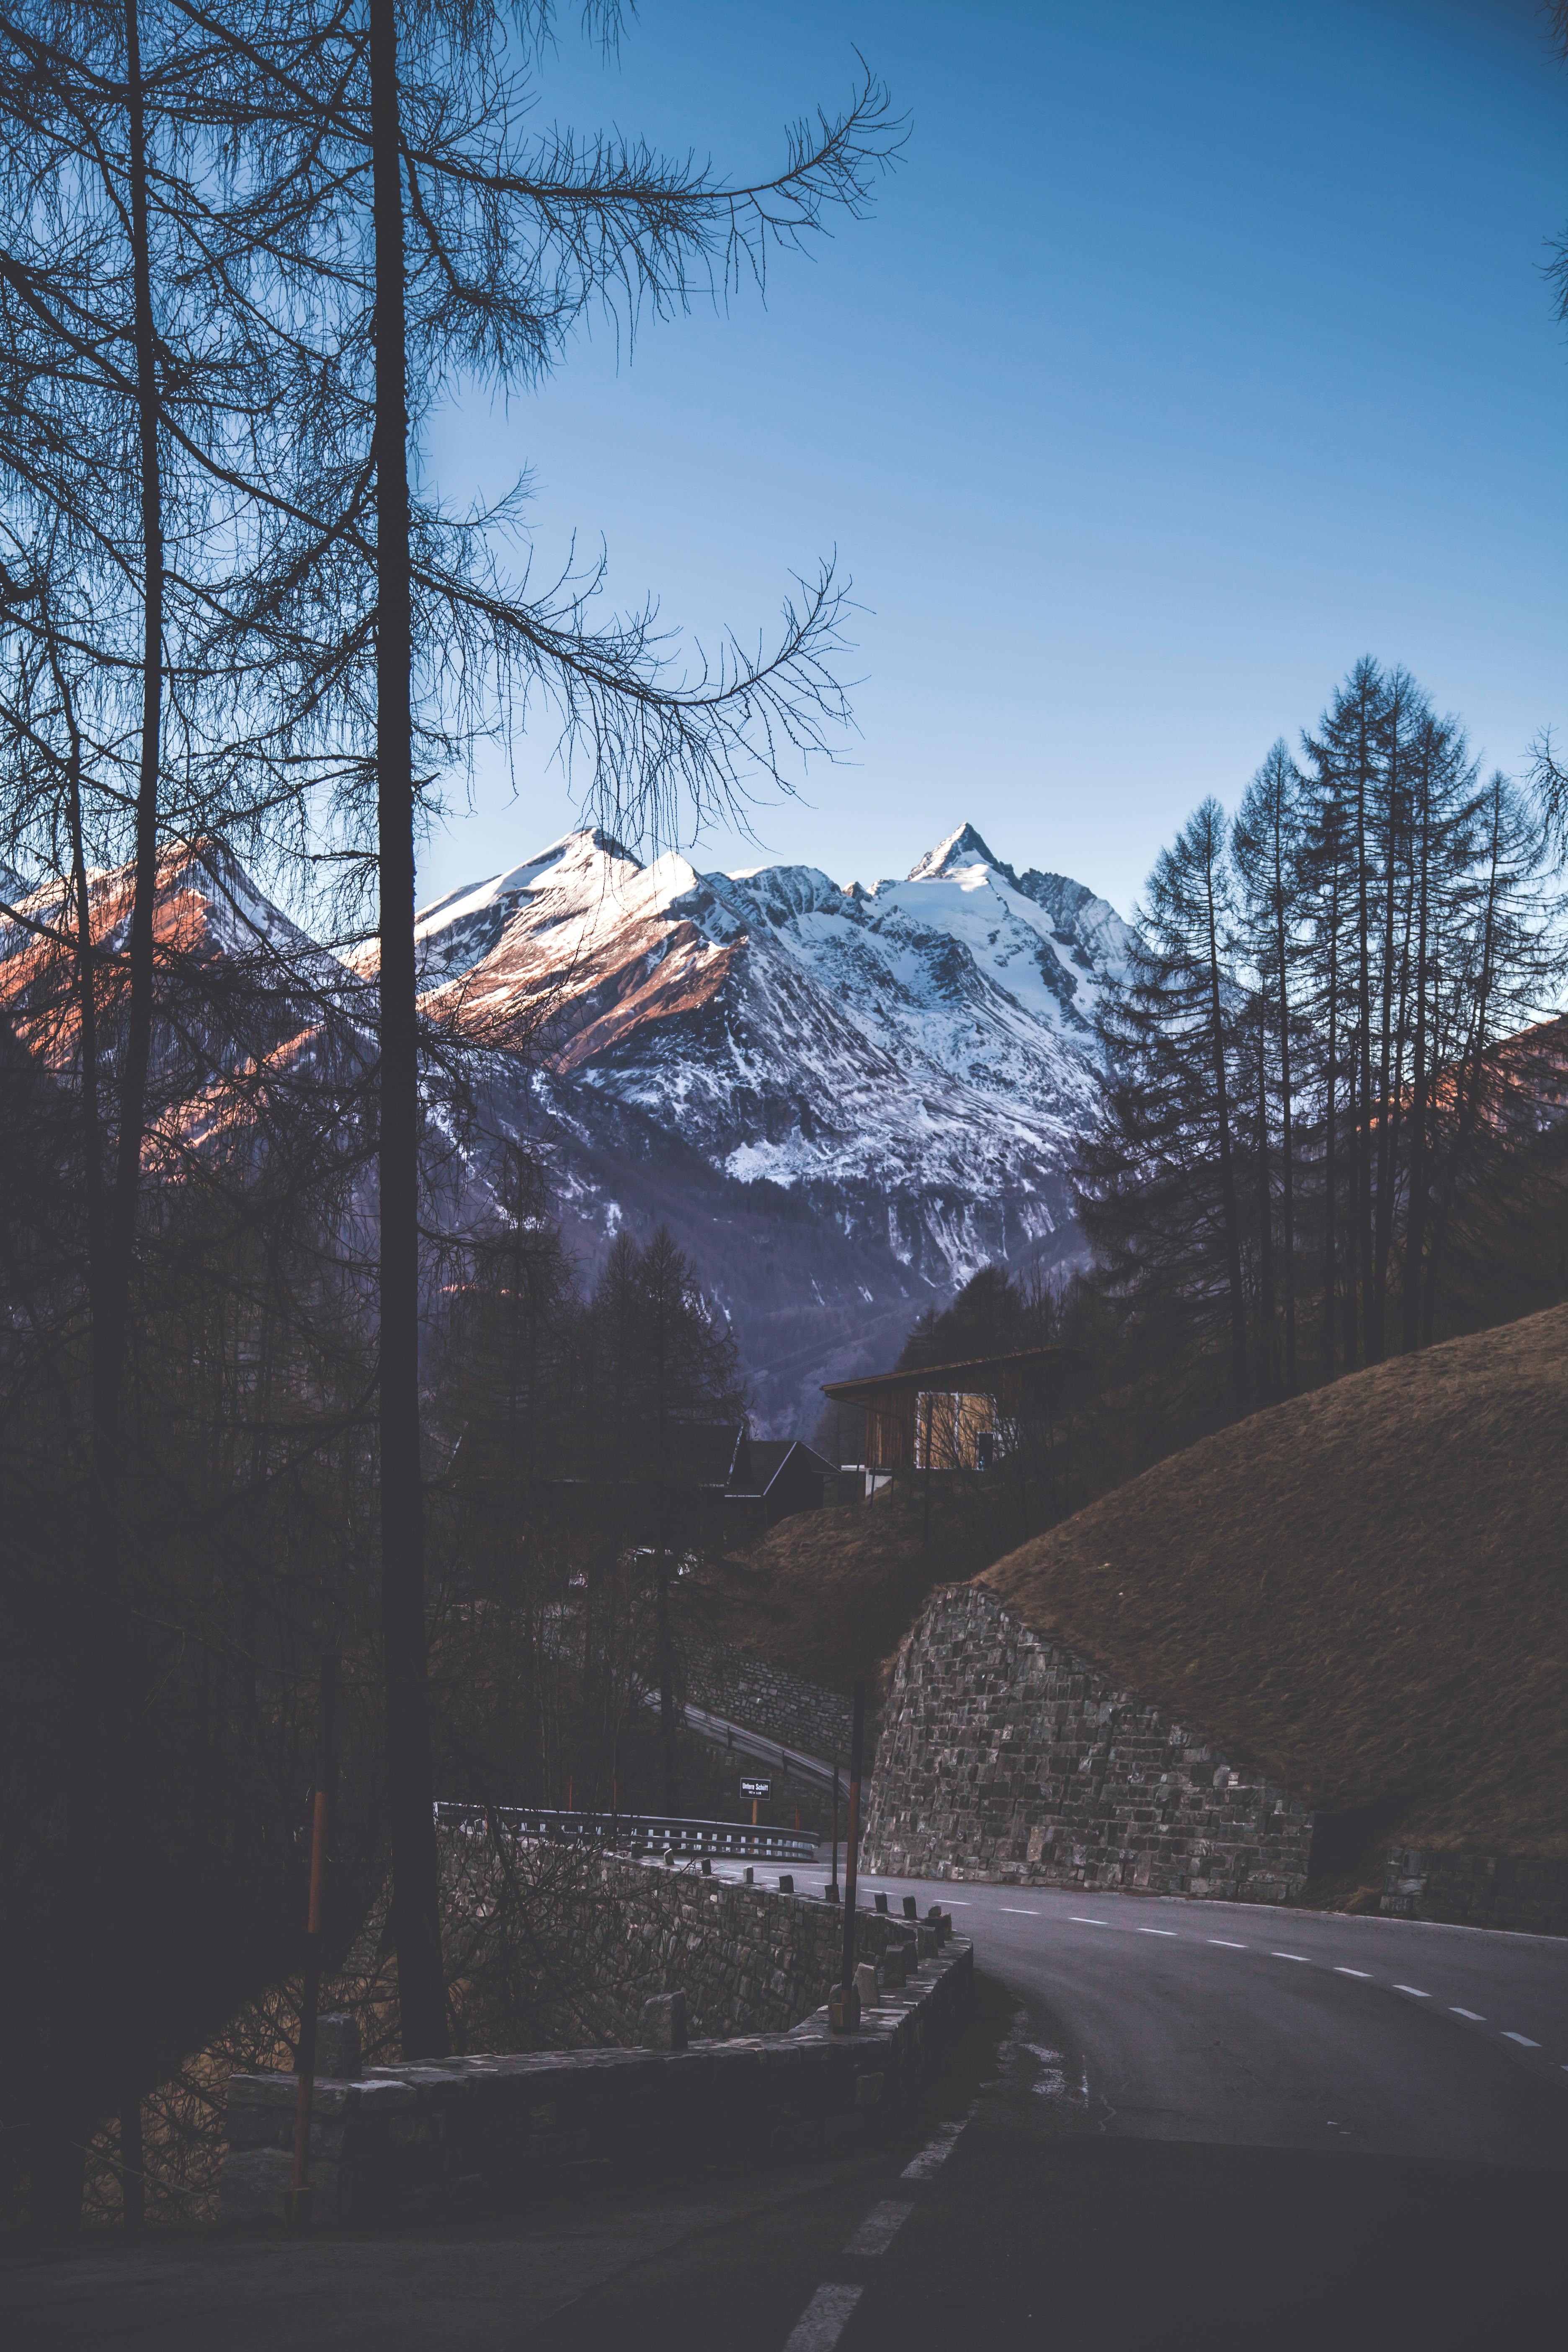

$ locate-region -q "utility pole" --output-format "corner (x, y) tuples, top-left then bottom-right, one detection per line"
(655, 1553), (679, 1816)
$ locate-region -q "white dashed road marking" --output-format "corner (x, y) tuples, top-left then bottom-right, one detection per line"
(783, 2284), (863, 2351)
(999, 1907), (1041, 1916)
(1502, 2032), (1540, 2048)
(1271, 1952), (1311, 1963)
(1394, 1986), (1431, 1999)
(1070, 1917), (1109, 1926)
(1451, 2009), (1485, 2022)
(1137, 1927), (1176, 1937)
(1208, 1939), (1248, 1949)
(901, 2122), (967, 2181)
(843, 2200), (916, 2258)
(1334, 1967), (1372, 1978)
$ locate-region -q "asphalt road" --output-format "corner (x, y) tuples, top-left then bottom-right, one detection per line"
(844, 1867), (1568, 2166)
(605, 1862), (1567, 2352)
(10, 1870), (1565, 2352)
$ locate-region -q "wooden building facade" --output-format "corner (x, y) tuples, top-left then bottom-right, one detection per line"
(821, 1346), (1087, 1478)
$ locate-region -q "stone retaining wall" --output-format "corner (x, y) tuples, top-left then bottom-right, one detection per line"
(433, 1836), (905, 2049)
(864, 1583), (1313, 1903)
(221, 1923), (972, 2224)
(1380, 1847), (1568, 1937)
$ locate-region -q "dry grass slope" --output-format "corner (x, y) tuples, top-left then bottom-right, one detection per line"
(984, 1305), (1568, 1857)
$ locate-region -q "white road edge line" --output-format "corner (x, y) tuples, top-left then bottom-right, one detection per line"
(1208, 1939), (1248, 1948)
(901, 2122), (967, 2181)
(1451, 2008), (1485, 2022)
(842, 2200), (916, 2258)
(1501, 2032), (1541, 2048)
(1334, 1967), (1372, 1978)
(1393, 1986), (1431, 1998)
(783, 2283), (864, 2351)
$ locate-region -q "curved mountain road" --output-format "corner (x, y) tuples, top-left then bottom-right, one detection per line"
(634, 1865), (1568, 2350)
(848, 1868), (1568, 2166)
(10, 1870), (1564, 2351)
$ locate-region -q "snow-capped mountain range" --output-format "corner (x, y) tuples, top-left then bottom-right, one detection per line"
(411, 820), (1132, 1429)
(1, 822), (1132, 1434)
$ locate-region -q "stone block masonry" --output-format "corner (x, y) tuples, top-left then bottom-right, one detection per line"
(1380, 1847), (1568, 1937)
(436, 1837), (906, 2048)
(220, 1921), (972, 2225)
(864, 1583), (1313, 1904)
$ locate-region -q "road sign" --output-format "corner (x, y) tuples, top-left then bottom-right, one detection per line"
(739, 1777), (771, 1799)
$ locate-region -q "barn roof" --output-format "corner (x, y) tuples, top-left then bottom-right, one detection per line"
(820, 1345), (1087, 1406)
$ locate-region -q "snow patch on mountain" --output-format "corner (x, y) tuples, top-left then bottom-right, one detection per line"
(396, 822), (1130, 1426)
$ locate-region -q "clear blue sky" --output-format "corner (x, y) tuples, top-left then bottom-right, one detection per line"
(420, 0), (1567, 923)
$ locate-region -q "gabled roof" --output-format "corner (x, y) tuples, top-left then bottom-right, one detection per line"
(821, 1345), (1087, 1405)
(738, 1438), (837, 1497)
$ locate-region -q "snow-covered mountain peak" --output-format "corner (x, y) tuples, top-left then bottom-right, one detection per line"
(0, 818), (1131, 1434)
(905, 821), (1007, 882)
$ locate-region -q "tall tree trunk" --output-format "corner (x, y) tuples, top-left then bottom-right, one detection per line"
(1205, 890), (1248, 1402)
(85, 1), (169, 2225)
(1423, 795), (1502, 1346)
(32, 668), (116, 2233)
(370, 0), (447, 2061)
(1353, 721), (1374, 1368)
(1380, 850), (1416, 1350)
(1254, 1001), (1277, 1400)
(1401, 766), (1434, 1352)
(1321, 871), (1339, 1382)
(1369, 699), (1404, 1363)
(1273, 860), (1297, 1394)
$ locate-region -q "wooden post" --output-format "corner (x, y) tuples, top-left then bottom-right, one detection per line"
(286, 1653), (338, 2227)
(829, 1750), (840, 1896)
(655, 1553), (680, 1816)
(832, 1682), (867, 2030)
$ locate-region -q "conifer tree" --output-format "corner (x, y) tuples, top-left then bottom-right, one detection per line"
(1233, 740), (1304, 1395)
(1079, 797), (1248, 1411)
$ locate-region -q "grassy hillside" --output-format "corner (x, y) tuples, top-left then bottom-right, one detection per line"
(985, 1305), (1568, 1858)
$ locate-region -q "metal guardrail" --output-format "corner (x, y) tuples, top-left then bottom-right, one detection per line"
(666, 1697), (848, 1798)
(435, 1800), (819, 1866)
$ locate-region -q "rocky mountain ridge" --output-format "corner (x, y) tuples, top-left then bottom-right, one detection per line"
(410, 820), (1131, 1429)
(1, 822), (1132, 1434)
